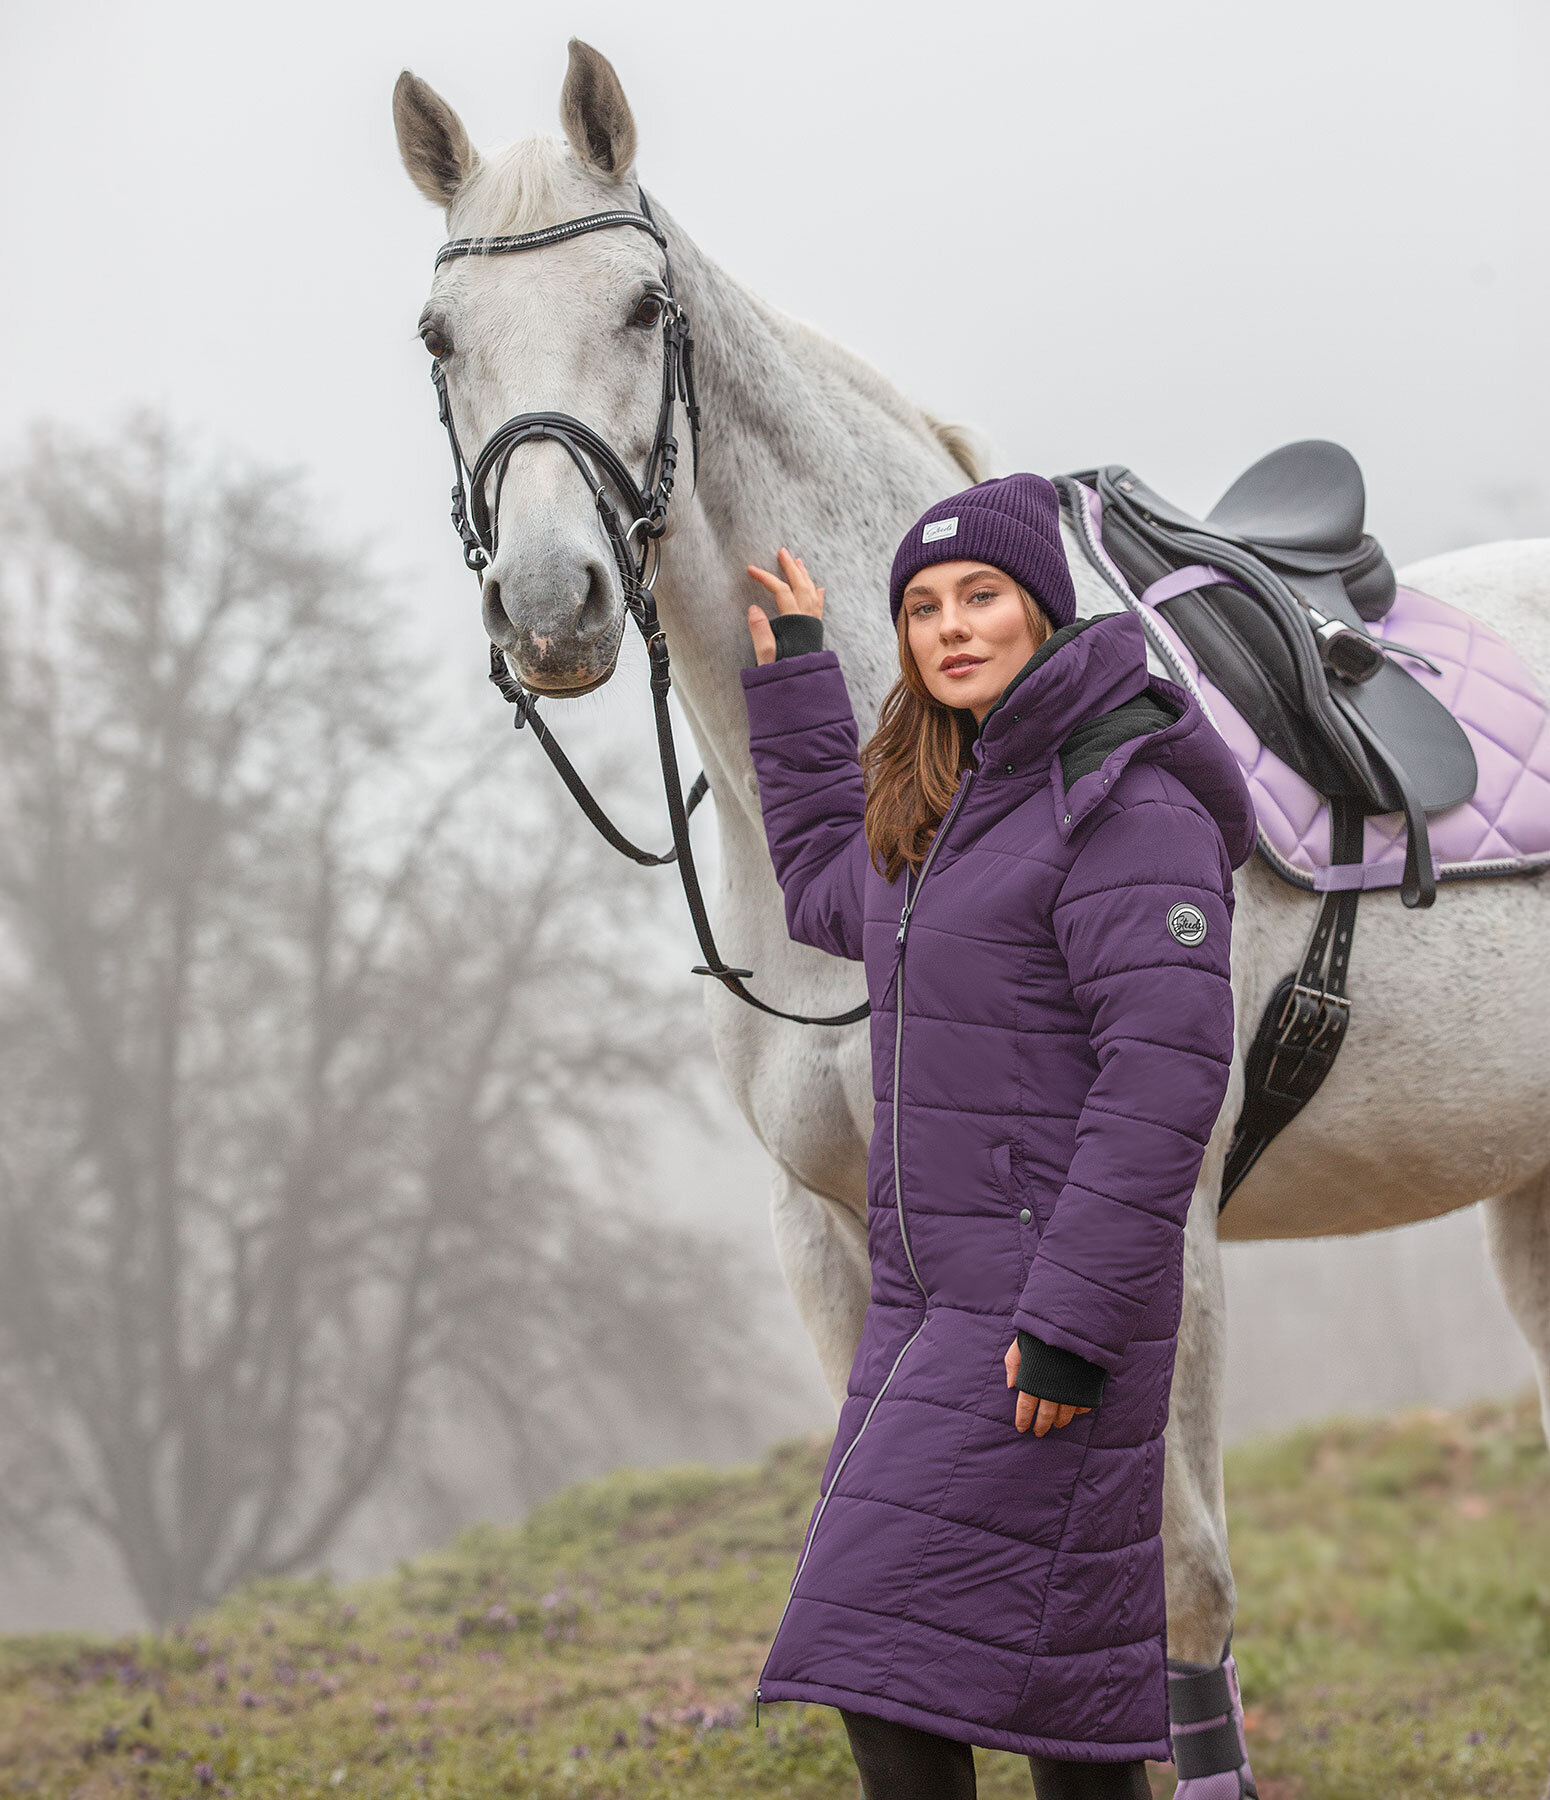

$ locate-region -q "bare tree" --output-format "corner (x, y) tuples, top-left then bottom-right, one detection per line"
(0, 417), (750, 1624)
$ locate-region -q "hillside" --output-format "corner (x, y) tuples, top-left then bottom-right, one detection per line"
(0, 1391), (1545, 1798)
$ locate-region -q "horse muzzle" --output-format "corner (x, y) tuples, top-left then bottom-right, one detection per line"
(481, 553), (625, 695)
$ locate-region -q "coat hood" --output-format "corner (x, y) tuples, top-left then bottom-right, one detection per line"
(971, 608), (1258, 868)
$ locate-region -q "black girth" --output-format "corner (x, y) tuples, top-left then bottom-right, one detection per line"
(427, 186), (866, 1027)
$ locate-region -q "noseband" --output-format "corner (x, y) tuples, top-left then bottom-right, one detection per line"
(427, 186), (866, 1028)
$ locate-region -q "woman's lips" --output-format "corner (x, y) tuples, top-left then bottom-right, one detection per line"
(940, 657), (985, 678)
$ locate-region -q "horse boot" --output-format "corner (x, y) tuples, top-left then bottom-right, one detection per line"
(1165, 1639), (1259, 1798)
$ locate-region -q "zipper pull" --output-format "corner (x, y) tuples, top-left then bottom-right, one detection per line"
(896, 873), (913, 944)
(755, 1687), (761, 1727)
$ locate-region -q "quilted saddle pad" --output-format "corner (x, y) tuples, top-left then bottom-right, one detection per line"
(1081, 518), (1550, 894)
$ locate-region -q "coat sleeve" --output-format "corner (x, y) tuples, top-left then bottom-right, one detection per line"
(740, 649), (870, 963)
(1010, 795), (1236, 1372)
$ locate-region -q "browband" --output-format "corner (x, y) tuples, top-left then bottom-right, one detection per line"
(434, 210), (667, 269)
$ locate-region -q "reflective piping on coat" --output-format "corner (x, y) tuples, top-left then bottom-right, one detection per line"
(755, 766), (979, 1723)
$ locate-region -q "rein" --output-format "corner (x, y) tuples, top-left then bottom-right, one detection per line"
(428, 186), (868, 1028)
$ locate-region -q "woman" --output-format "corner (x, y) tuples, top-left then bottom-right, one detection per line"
(739, 474), (1258, 1800)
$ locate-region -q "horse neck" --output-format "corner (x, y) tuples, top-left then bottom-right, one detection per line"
(646, 203), (968, 786)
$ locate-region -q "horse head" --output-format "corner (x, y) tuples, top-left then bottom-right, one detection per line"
(394, 42), (687, 697)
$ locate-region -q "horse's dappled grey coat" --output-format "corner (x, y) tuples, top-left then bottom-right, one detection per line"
(744, 608), (1257, 1762)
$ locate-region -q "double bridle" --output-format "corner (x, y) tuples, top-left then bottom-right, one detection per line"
(428, 185), (867, 1027)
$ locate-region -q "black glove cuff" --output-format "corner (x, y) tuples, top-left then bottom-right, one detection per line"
(1015, 1329), (1107, 1410)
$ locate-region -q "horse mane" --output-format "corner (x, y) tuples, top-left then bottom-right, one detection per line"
(923, 415), (987, 481)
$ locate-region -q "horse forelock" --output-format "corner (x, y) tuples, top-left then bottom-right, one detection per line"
(446, 135), (619, 241)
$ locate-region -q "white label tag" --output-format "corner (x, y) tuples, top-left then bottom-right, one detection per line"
(922, 517), (959, 544)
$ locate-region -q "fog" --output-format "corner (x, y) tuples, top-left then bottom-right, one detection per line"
(0, 0), (1543, 1629)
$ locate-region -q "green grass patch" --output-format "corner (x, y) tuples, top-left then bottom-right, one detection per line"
(0, 1393), (1543, 1797)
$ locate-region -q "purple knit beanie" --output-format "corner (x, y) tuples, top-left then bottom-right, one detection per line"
(888, 472), (1077, 629)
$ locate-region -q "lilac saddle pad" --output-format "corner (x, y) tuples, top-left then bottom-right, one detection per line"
(1078, 508), (1550, 893)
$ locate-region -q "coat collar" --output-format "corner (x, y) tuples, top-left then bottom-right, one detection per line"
(967, 607), (1259, 860)
(970, 611), (1150, 779)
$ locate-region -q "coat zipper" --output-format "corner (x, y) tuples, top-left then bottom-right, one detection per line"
(755, 764), (979, 1724)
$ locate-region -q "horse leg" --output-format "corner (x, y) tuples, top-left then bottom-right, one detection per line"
(1163, 1156), (1260, 1798)
(1480, 1168), (1550, 1800)
(768, 1162), (870, 1408)
(1483, 1167), (1550, 1444)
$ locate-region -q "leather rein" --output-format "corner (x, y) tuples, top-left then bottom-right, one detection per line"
(428, 186), (868, 1028)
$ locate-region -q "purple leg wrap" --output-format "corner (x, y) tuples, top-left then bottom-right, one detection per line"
(1165, 1648), (1258, 1799)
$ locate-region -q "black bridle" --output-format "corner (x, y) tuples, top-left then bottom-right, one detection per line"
(428, 185), (867, 1028)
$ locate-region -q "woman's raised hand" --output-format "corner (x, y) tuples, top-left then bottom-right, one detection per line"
(746, 546), (825, 666)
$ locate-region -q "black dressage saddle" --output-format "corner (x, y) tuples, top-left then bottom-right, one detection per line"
(1056, 442), (1481, 1210)
(1063, 441), (1477, 911)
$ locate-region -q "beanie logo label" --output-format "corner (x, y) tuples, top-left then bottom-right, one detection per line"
(922, 517), (959, 544)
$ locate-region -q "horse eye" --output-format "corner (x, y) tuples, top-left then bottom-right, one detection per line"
(421, 324), (450, 358)
(630, 294), (665, 328)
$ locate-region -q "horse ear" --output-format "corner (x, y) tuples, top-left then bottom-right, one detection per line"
(393, 71), (479, 207)
(559, 40), (637, 181)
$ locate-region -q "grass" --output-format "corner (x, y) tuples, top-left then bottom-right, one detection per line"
(0, 1392), (1545, 1798)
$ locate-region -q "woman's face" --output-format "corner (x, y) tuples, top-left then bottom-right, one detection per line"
(900, 561), (1043, 723)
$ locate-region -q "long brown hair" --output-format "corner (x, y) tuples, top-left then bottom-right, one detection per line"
(861, 582), (1053, 883)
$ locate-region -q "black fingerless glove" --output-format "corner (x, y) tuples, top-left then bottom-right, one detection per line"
(769, 613), (826, 659)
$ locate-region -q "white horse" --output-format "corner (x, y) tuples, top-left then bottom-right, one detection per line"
(394, 35), (1550, 1760)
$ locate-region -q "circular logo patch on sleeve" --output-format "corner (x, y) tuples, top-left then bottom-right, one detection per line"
(1166, 902), (1208, 946)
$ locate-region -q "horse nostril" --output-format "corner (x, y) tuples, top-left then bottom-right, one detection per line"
(482, 577), (516, 646)
(575, 559), (613, 639)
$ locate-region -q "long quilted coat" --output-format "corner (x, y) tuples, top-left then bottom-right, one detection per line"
(743, 606), (1256, 1763)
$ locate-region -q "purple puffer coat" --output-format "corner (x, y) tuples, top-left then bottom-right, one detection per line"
(744, 607), (1256, 1763)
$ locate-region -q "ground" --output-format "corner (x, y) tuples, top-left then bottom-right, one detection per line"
(0, 1391), (1545, 1799)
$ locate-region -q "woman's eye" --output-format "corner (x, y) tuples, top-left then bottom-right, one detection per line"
(421, 324), (450, 358)
(631, 294), (666, 328)
(969, 589), (996, 603)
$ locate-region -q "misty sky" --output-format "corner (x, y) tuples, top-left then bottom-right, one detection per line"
(3, 0), (1546, 652)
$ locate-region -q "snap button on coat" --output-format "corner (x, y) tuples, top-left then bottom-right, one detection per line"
(740, 609), (1256, 1764)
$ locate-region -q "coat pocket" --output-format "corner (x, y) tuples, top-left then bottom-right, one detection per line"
(991, 1141), (1037, 1282)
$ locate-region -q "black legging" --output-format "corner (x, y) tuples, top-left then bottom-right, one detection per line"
(840, 1708), (1151, 1800)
